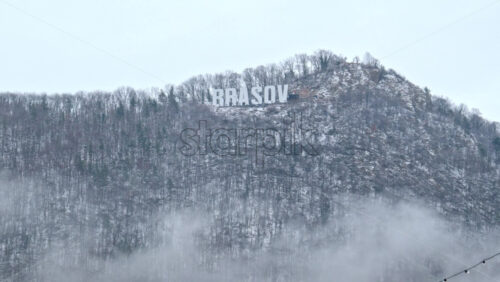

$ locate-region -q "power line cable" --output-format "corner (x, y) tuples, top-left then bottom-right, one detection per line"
(440, 252), (500, 282)
(381, 0), (500, 60)
(0, 0), (168, 86)
(327, 196), (499, 282)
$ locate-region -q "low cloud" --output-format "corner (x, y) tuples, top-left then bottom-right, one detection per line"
(15, 195), (499, 282)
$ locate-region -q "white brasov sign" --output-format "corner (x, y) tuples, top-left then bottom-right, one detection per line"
(208, 82), (288, 107)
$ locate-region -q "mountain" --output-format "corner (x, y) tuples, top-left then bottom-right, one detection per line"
(0, 50), (499, 281)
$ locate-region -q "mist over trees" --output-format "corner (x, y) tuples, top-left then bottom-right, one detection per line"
(0, 50), (499, 281)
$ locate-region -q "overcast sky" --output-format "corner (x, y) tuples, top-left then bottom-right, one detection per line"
(1, 0), (499, 121)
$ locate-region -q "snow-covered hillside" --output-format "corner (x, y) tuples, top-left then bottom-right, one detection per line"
(0, 51), (499, 281)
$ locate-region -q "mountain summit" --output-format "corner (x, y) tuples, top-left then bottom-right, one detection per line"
(1, 50), (499, 281)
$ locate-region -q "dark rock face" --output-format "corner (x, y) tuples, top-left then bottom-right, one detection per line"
(0, 52), (499, 281)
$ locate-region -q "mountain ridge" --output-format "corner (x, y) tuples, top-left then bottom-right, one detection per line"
(0, 50), (499, 281)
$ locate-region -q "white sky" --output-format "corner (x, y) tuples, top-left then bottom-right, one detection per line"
(1, 0), (499, 121)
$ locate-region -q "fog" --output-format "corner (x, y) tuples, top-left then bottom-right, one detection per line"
(1, 185), (497, 282)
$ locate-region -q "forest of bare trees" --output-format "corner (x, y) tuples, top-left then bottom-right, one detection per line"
(0, 50), (499, 281)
